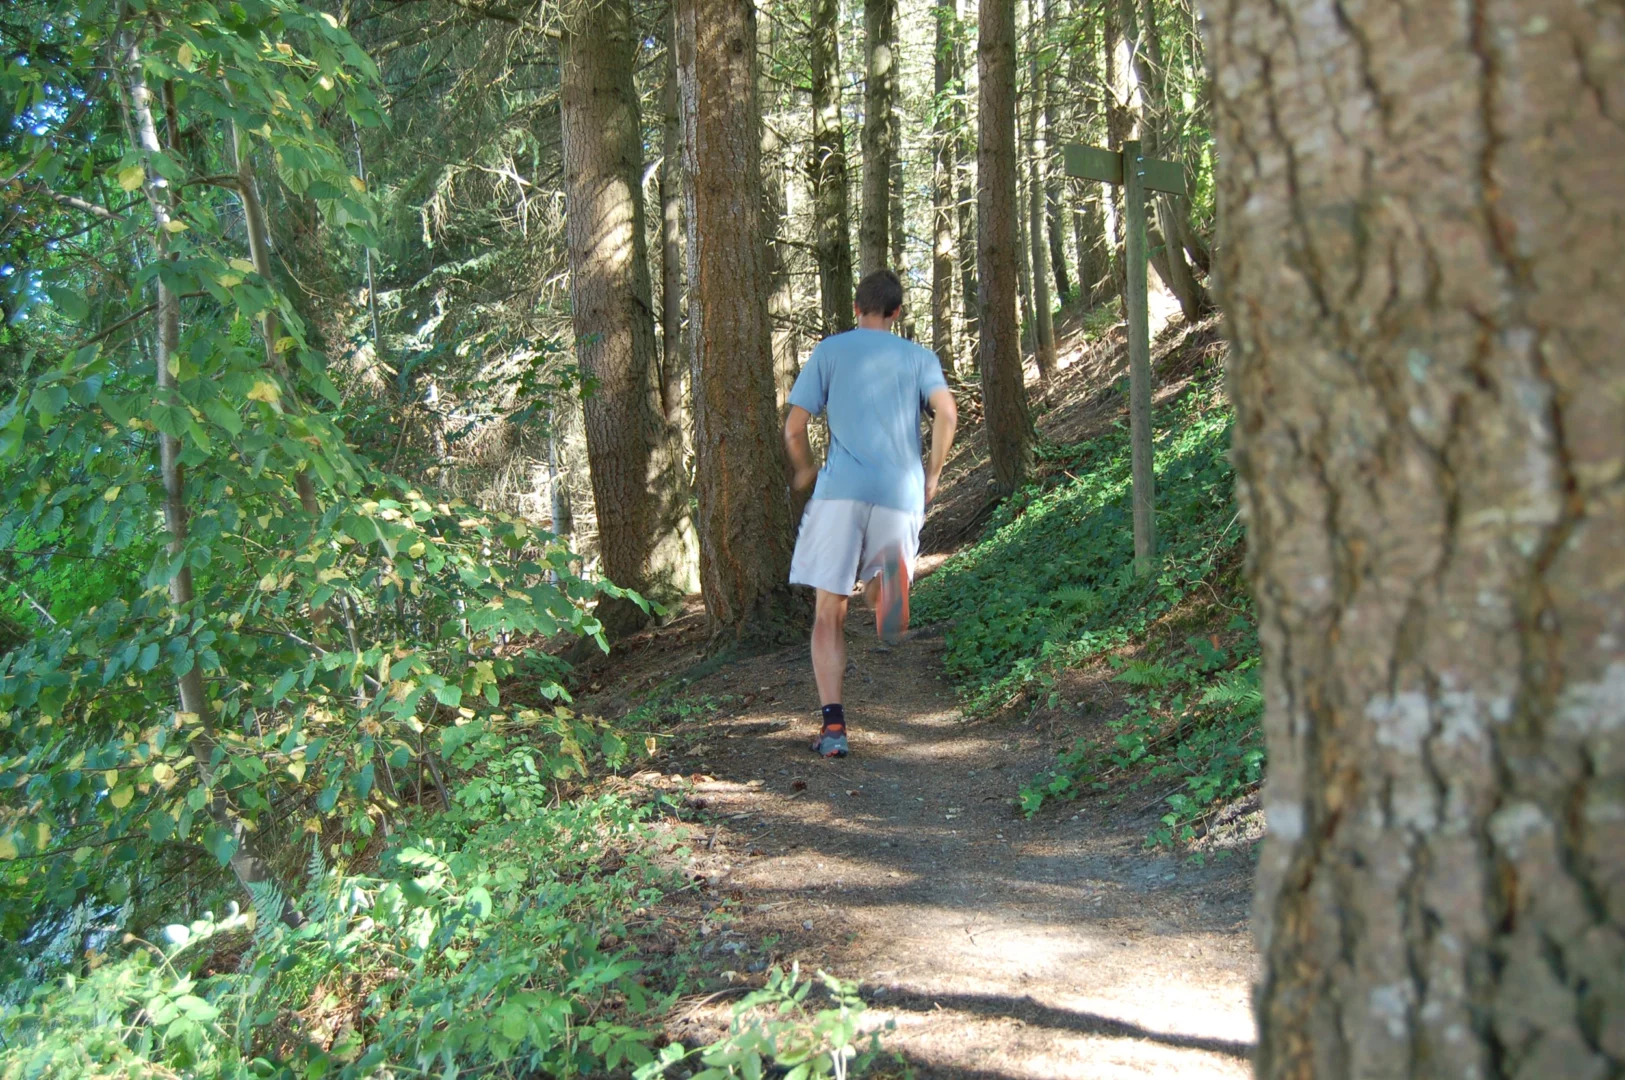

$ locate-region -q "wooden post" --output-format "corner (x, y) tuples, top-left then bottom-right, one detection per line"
(1122, 140), (1155, 573)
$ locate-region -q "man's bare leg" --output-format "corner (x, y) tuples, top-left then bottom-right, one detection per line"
(811, 589), (849, 705)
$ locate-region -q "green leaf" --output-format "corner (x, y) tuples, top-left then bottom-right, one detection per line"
(203, 824), (238, 867)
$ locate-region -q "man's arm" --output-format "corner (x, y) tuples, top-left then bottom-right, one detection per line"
(924, 386), (958, 505)
(784, 405), (819, 492)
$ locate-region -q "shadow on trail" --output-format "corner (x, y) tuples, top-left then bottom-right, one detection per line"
(870, 988), (1256, 1060)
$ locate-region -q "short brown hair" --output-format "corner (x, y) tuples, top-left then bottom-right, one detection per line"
(854, 269), (903, 317)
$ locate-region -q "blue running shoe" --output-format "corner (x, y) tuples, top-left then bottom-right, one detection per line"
(811, 729), (849, 758)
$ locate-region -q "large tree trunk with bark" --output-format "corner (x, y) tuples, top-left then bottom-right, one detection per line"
(977, 0), (1031, 495)
(561, 0), (697, 636)
(808, 0), (855, 335)
(675, 0), (798, 638)
(1206, 2), (1625, 1077)
(860, 0), (898, 274)
(930, 0), (957, 375)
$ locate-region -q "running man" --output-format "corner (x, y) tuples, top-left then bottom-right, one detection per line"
(784, 269), (959, 758)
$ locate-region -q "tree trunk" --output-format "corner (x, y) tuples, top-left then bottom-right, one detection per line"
(1207, 2), (1625, 1077)
(760, 16), (800, 402)
(976, 0), (1031, 495)
(1040, 0), (1070, 301)
(808, 0), (855, 335)
(931, 0), (957, 375)
(660, 17), (686, 421)
(123, 34), (297, 926)
(675, 0), (798, 637)
(1025, 0), (1056, 385)
(860, 0), (898, 274)
(955, 13), (979, 362)
(1102, 1), (1129, 311)
(1122, 0), (1210, 320)
(1070, 2), (1112, 308)
(561, 0), (697, 635)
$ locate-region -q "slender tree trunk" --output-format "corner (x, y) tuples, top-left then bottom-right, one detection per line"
(561, 0), (697, 635)
(1025, 0), (1056, 385)
(860, 0), (898, 274)
(760, 16), (800, 401)
(1070, 1), (1112, 307)
(955, 12), (978, 361)
(1015, 126), (1034, 351)
(808, 0), (855, 335)
(1208, 2), (1625, 1077)
(977, 0), (1031, 495)
(675, 0), (798, 637)
(931, 0), (957, 374)
(1040, 0), (1070, 301)
(1103, 1), (1130, 311)
(123, 34), (296, 925)
(660, 18), (686, 421)
(1122, 0), (1210, 320)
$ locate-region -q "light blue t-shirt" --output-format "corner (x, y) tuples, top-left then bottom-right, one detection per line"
(788, 328), (949, 514)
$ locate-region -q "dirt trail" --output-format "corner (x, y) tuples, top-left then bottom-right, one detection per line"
(623, 624), (1258, 1078)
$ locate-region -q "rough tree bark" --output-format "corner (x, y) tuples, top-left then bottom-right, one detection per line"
(560, 0), (697, 636)
(675, 0), (798, 637)
(760, 16), (801, 402)
(1206, 1), (1625, 1076)
(977, 0), (1032, 494)
(860, 0), (898, 274)
(808, 0), (855, 335)
(1025, 0), (1057, 385)
(931, 0), (957, 374)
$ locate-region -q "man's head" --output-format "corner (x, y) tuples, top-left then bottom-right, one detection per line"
(854, 269), (904, 322)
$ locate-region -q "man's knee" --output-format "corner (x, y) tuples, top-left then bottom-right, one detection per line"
(813, 592), (848, 630)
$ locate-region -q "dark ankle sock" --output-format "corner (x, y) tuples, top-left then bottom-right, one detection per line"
(821, 703), (845, 733)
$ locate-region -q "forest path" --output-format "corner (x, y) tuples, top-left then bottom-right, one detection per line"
(632, 622), (1258, 1078)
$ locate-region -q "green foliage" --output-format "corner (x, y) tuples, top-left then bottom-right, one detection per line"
(636, 965), (890, 1080)
(2, 761), (678, 1078)
(913, 374), (1263, 844)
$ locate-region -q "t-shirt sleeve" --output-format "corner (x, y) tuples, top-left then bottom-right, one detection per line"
(916, 347), (949, 407)
(787, 343), (830, 415)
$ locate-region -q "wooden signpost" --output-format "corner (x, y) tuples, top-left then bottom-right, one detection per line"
(1064, 140), (1183, 576)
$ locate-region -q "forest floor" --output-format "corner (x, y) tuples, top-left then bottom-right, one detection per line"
(570, 305), (1259, 1078)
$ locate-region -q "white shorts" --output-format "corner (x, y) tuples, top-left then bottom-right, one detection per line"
(789, 499), (924, 597)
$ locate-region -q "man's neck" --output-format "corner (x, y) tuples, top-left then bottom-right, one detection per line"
(856, 313), (897, 332)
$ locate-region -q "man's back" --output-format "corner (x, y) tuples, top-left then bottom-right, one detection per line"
(788, 328), (948, 514)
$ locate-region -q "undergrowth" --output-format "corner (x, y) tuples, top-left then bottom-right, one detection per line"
(913, 370), (1264, 845)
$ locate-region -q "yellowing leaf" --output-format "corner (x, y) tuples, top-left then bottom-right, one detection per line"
(349, 175), (366, 193)
(174, 711), (200, 726)
(110, 784), (134, 809)
(287, 761), (307, 782)
(258, 571), (279, 591)
(230, 258), (256, 274)
(73, 846), (94, 863)
(34, 822), (49, 849)
(152, 762), (176, 787)
(646, 736), (659, 756)
(274, 337), (298, 354)
(407, 541), (426, 558)
(0, 834), (15, 860)
(162, 218), (189, 234)
(117, 164), (145, 192)
(176, 42), (196, 70)
(321, 12), (340, 27)
(245, 380), (280, 404)
(217, 273), (243, 288)
(103, 485), (122, 502)
(104, 769), (119, 790)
